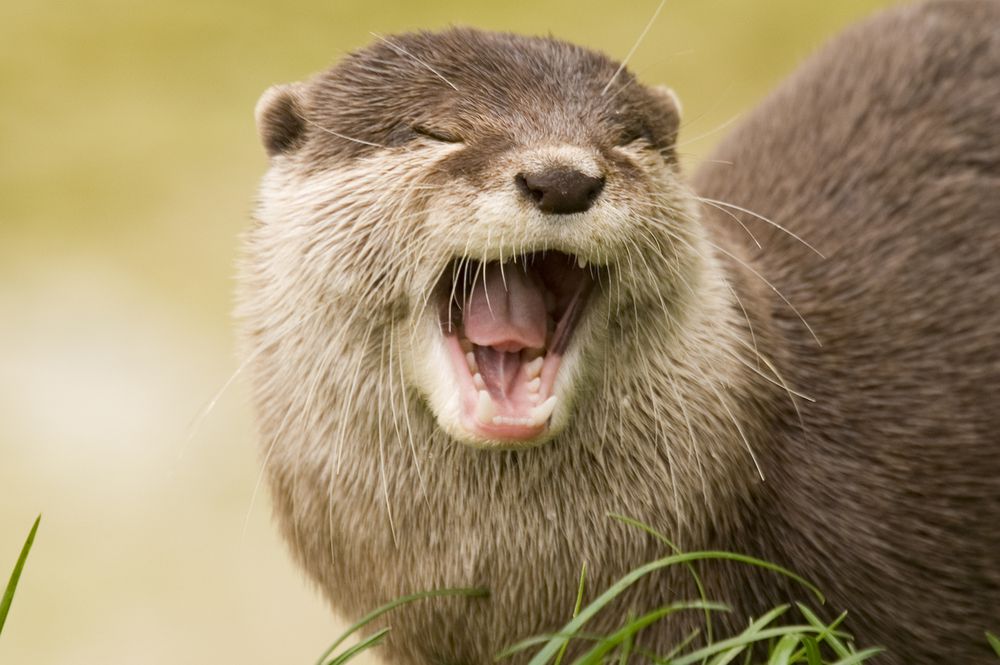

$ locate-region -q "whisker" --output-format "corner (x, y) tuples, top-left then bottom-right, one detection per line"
(377, 329), (399, 547)
(371, 32), (460, 91)
(704, 236), (822, 346)
(634, 209), (822, 347)
(298, 112), (387, 149)
(691, 198), (762, 250)
(695, 196), (826, 258)
(707, 378), (764, 482)
(674, 113), (743, 149)
(182, 348), (257, 458)
(602, 0), (669, 95)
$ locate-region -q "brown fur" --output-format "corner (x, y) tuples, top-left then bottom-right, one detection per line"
(238, 2), (1000, 663)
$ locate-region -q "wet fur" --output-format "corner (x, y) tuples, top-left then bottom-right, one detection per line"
(239, 2), (1000, 663)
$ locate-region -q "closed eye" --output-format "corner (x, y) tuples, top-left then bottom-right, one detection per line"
(618, 125), (654, 147)
(412, 124), (463, 143)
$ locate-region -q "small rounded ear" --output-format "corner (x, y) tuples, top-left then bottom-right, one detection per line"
(645, 84), (682, 152)
(255, 83), (306, 157)
(650, 84), (682, 120)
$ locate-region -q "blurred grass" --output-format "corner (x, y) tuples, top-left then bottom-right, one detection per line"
(0, 1), (899, 664)
(0, 516), (40, 637)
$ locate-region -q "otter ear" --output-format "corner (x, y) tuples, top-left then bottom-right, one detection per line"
(646, 84), (682, 150)
(650, 84), (682, 120)
(255, 83), (306, 157)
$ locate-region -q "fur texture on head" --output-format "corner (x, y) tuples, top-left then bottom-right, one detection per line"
(239, 4), (1000, 663)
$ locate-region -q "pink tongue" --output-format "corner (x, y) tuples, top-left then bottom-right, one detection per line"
(464, 263), (547, 352)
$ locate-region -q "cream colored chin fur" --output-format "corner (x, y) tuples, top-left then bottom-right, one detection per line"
(237, 141), (768, 663)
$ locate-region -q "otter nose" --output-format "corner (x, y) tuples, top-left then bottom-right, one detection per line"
(515, 169), (605, 215)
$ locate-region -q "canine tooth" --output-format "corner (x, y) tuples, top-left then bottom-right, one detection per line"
(525, 356), (544, 378)
(476, 391), (495, 423)
(530, 396), (558, 424)
(526, 377), (541, 392)
(578, 256), (588, 269)
(473, 373), (485, 389)
(529, 394), (542, 404)
(465, 351), (477, 372)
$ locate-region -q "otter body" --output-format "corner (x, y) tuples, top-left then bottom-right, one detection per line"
(239, 2), (1000, 663)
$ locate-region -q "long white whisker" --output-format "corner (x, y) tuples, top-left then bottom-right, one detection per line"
(371, 32), (460, 91)
(696, 196), (826, 258)
(602, 0), (669, 95)
(689, 198), (762, 250)
(377, 329), (399, 547)
(182, 349), (257, 458)
(299, 113), (387, 148)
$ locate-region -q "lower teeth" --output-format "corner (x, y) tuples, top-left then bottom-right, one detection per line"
(474, 390), (558, 428)
(529, 396), (557, 423)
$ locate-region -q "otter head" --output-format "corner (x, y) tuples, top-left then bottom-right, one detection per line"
(246, 28), (695, 451)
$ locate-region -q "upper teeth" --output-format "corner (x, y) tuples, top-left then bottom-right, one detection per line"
(578, 256), (588, 269)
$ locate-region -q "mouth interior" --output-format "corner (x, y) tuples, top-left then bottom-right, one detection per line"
(437, 251), (596, 441)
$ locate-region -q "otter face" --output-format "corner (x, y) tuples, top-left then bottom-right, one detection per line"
(250, 28), (690, 450)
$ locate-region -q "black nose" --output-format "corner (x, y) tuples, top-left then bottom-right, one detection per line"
(515, 169), (605, 215)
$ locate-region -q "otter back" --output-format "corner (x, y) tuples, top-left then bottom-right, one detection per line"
(694, 0), (1000, 661)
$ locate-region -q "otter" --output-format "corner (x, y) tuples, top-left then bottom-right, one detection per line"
(237, 1), (1000, 663)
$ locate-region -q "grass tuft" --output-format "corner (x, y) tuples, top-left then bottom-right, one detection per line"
(312, 516), (892, 664)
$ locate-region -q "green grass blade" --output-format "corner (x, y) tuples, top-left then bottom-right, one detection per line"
(573, 602), (727, 665)
(325, 627), (390, 665)
(829, 647), (883, 665)
(554, 562), (587, 665)
(675, 625), (836, 665)
(608, 513), (716, 654)
(703, 606), (789, 665)
(314, 587), (487, 665)
(798, 636), (822, 664)
(987, 632), (1000, 657)
(705, 643), (747, 665)
(795, 604), (852, 658)
(525, 552), (819, 665)
(0, 515), (41, 637)
(766, 633), (802, 665)
(618, 629), (634, 665)
(497, 632), (608, 660)
(662, 628), (702, 661)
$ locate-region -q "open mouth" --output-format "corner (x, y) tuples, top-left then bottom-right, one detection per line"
(437, 251), (598, 443)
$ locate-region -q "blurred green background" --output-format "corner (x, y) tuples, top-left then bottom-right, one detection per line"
(1, 0), (897, 662)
